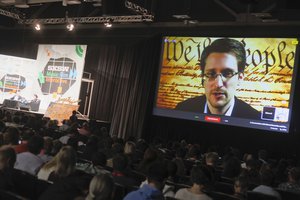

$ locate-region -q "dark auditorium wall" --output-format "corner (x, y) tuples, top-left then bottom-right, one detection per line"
(1, 24), (300, 158)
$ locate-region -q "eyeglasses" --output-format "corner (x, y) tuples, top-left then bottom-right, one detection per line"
(203, 70), (239, 81)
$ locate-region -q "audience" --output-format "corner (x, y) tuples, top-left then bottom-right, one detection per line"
(76, 151), (111, 175)
(2, 108), (300, 200)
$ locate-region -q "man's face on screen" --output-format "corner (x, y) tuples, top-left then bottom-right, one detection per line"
(203, 53), (242, 113)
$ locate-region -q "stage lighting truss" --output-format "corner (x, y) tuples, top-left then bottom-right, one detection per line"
(0, 8), (22, 20)
(125, 0), (151, 15)
(19, 15), (154, 25)
(1, 1), (154, 28)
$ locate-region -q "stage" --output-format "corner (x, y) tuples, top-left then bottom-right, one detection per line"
(0, 105), (111, 130)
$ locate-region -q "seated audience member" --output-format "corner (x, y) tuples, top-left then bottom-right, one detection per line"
(222, 156), (241, 179)
(112, 153), (140, 187)
(78, 122), (91, 136)
(14, 128), (35, 154)
(81, 135), (99, 161)
(37, 145), (77, 182)
(124, 141), (136, 168)
(69, 110), (78, 124)
(50, 139), (63, 156)
(234, 176), (249, 200)
(253, 168), (282, 200)
(85, 174), (114, 200)
(106, 142), (124, 168)
(241, 158), (261, 185)
(140, 160), (177, 198)
(59, 119), (70, 132)
(138, 147), (159, 174)
(172, 147), (186, 177)
(241, 153), (253, 169)
(278, 167), (300, 192)
(76, 151), (111, 175)
(258, 149), (269, 167)
(274, 159), (289, 183)
(14, 135), (44, 175)
(2, 127), (20, 147)
(175, 166), (213, 200)
(0, 145), (17, 190)
(38, 136), (53, 163)
(124, 161), (168, 200)
(205, 152), (220, 182)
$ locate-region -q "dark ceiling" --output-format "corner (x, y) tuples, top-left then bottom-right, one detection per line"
(0, 0), (299, 29)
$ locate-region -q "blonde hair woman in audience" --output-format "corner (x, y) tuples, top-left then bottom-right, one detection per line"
(37, 145), (76, 182)
(124, 141), (135, 154)
(85, 174), (114, 200)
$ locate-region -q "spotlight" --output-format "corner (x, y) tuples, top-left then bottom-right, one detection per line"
(34, 23), (41, 31)
(104, 19), (112, 28)
(15, 0), (29, 8)
(92, 0), (102, 7)
(62, 0), (81, 6)
(66, 23), (75, 31)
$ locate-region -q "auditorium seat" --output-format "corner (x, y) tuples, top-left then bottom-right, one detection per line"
(247, 191), (280, 200)
(208, 191), (240, 200)
(113, 183), (139, 200)
(165, 197), (179, 200)
(0, 190), (28, 200)
(276, 189), (300, 200)
(214, 181), (234, 194)
(12, 169), (51, 200)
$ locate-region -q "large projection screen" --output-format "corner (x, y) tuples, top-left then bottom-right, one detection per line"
(153, 37), (299, 133)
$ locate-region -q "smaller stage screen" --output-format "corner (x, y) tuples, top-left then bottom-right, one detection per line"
(153, 37), (299, 133)
(0, 44), (87, 114)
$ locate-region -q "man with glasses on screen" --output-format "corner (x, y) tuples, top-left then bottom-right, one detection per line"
(176, 38), (260, 119)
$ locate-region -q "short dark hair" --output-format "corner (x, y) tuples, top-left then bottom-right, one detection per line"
(190, 166), (210, 185)
(92, 152), (107, 166)
(200, 38), (246, 74)
(3, 127), (19, 145)
(289, 167), (300, 181)
(0, 146), (16, 169)
(112, 153), (128, 172)
(27, 135), (44, 155)
(147, 161), (168, 183)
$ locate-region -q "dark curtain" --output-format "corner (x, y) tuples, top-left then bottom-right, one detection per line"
(89, 37), (160, 139)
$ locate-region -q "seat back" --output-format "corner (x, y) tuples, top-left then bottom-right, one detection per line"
(0, 190), (28, 200)
(276, 189), (300, 200)
(112, 183), (138, 200)
(247, 191), (280, 200)
(12, 169), (51, 200)
(214, 181), (234, 194)
(209, 191), (240, 200)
